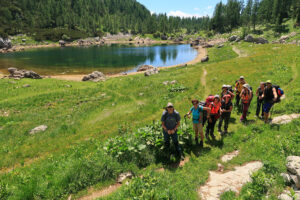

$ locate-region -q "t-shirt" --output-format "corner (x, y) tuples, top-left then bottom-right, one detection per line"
(161, 110), (181, 130)
(264, 87), (274, 103)
(221, 101), (233, 111)
(190, 106), (204, 124)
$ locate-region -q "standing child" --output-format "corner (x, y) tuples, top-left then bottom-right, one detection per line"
(218, 95), (233, 135)
(206, 95), (221, 140)
(186, 100), (211, 147)
(240, 84), (253, 122)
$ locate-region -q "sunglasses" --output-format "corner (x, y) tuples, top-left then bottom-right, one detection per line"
(167, 106), (173, 108)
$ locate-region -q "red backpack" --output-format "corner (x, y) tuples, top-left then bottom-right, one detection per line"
(205, 95), (215, 107)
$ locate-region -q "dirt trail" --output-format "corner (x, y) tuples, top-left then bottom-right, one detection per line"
(78, 183), (121, 200)
(232, 46), (248, 58)
(201, 68), (208, 96)
(198, 161), (263, 200)
(221, 150), (239, 163)
(50, 47), (207, 82)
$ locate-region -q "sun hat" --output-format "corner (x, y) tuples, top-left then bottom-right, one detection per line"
(191, 99), (199, 104)
(166, 102), (174, 108)
(214, 95), (220, 99)
(222, 84), (227, 89)
(243, 84), (251, 90)
(240, 76), (245, 79)
(266, 80), (272, 84)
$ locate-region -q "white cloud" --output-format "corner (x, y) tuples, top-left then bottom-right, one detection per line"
(206, 6), (213, 10)
(194, 7), (199, 11)
(167, 10), (203, 18)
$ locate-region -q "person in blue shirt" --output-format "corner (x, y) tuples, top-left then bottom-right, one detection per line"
(186, 100), (211, 147)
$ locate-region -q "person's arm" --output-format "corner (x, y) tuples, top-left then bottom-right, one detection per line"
(186, 110), (192, 118)
(262, 89), (265, 99)
(273, 88), (278, 100)
(240, 89), (244, 97)
(174, 121), (180, 132)
(203, 107), (211, 116)
(228, 91), (235, 98)
(256, 88), (259, 97)
(162, 121), (167, 131)
(228, 105), (233, 112)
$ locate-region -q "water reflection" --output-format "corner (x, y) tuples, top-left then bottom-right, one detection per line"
(0, 44), (196, 75)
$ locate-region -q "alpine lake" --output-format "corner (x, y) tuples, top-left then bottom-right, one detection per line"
(0, 44), (197, 76)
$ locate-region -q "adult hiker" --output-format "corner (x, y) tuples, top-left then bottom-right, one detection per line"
(261, 80), (278, 123)
(186, 100), (211, 147)
(218, 95), (233, 135)
(235, 76), (247, 111)
(221, 85), (235, 100)
(240, 84), (253, 122)
(256, 82), (265, 118)
(161, 102), (183, 159)
(206, 95), (221, 140)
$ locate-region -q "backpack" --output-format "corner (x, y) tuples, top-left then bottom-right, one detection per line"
(205, 95), (214, 107)
(272, 85), (284, 103)
(199, 101), (206, 107)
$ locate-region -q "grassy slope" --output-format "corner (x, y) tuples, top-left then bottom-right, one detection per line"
(0, 43), (299, 199)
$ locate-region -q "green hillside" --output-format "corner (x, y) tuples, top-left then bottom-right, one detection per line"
(0, 43), (299, 199)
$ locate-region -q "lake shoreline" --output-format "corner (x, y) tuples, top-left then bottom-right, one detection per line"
(50, 46), (207, 81)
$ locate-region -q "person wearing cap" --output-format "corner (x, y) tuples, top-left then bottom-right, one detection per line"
(240, 84), (253, 122)
(186, 100), (211, 147)
(161, 102), (182, 158)
(262, 80), (278, 123)
(235, 76), (247, 111)
(256, 82), (266, 118)
(218, 94), (233, 135)
(206, 95), (221, 140)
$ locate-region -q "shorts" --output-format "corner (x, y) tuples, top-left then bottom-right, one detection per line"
(193, 123), (203, 132)
(263, 102), (273, 113)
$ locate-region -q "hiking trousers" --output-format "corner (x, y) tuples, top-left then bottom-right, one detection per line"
(256, 98), (264, 117)
(163, 130), (181, 154)
(241, 103), (250, 120)
(206, 116), (217, 138)
(218, 112), (231, 131)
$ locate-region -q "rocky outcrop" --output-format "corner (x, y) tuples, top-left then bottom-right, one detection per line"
(82, 71), (106, 82)
(0, 37), (12, 49)
(144, 68), (159, 76)
(279, 32), (297, 43)
(254, 37), (269, 44)
(8, 68), (42, 79)
(161, 34), (168, 40)
(137, 65), (155, 72)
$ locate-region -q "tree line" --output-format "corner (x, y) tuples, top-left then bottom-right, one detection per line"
(0, 0), (299, 40)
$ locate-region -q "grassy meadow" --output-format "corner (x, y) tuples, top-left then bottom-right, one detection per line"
(0, 42), (299, 199)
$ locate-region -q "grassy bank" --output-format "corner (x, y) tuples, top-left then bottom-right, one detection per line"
(0, 43), (299, 199)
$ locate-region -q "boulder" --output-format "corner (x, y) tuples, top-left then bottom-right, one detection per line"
(228, 35), (238, 42)
(117, 172), (133, 183)
(0, 37), (12, 49)
(82, 71), (106, 82)
(286, 156), (300, 175)
(8, 68), (42, 79)
(22, 84), (31, 88)
(161, 34), (168, 40)
(191, 39), (200, 47)
(201, 56), (209, 63)
(30, 125), (48, 135)
(281, 173), (292, 184)
(137, 65), (155, 72)
(22, 39), (26, 43)
(202, 43), (214, 48)
(254, 37), (269, 44)
(144, 68), (159, 76)
(59, 40), (66, 47)
(244, 35), (254, 42)
(170, 80), (177, 85)
(236, 36), (242, 42)
(217, 44), (224, 48)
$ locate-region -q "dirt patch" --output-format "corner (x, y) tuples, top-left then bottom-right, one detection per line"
(232, 46), (248, 57)
(0, 110), (10, 117)
(272, 114), (300, 124)
(221, 150), (240, 163)
(78, 183), (122, 200)
(198, 161), (263, 200)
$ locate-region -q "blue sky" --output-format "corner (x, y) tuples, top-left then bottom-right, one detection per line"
(137, 0), (228, 18)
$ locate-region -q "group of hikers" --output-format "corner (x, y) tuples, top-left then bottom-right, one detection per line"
(161, 76), (284, 159)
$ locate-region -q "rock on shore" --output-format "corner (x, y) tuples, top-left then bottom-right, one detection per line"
(137, 65), (155, 72)
(8, 68), (42, 79)
(82, 71), (106, 82)
(0, 37), (12, 49)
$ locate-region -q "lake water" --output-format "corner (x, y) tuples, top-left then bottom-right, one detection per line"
(0, 44), (197, 75)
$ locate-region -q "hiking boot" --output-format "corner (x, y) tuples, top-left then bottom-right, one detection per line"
(199, 140), (203, 148)
(195, 137), (199, 145)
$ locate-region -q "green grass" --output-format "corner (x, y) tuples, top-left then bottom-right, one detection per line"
(0, 43), (299, 199)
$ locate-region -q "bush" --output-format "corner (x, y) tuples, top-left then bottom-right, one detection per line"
(153, 31), (161, 39)
(30, 28), (88, 42)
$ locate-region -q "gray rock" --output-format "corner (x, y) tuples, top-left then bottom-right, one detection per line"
(228, 35), (238, 42)
(22, 84), (31, 88)
(287, 156), (300, 175)
(244, 35), (254, 42)
(117, 172), (133, 183)
(236, 36), (242, 42)
(139, 93), (144, 96)
(217, 44), (224, 48)
(22, 39), (26, 43)
(144, 68), (159, 76)
(82, 71), (106, 82)
(59, 40), (66, 47)
(163, 81), (169, 85)
(201, 56), (209, 63)
(161, 34), (168, 40)
(30, 125), (48, 135)
(278, 192), (293, 200)
(137, 65), (155, 72)
(281, 173), (292, 184)
(8, 68), (42, 79)
(202, 43), (214, 48)
(170, 80), (177, 85)
(290, 174), (300, 189)
(254, 37), (269, 44)
(0, 37), (12, 49)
